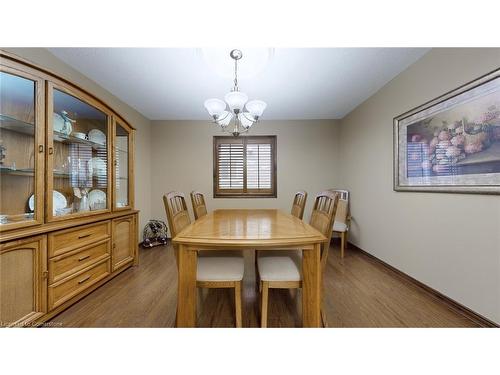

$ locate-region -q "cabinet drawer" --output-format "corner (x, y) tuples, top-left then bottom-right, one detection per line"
(48, 239), (110, 284)
(49, 221), (111, 258)
(48, 259), (110, 311)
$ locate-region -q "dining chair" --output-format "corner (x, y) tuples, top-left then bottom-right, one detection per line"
(290, 190), (308, 219)
(257, 190), (339, 327)
(190, 191), (208, 220)
(163, 191), (244, 327)
(330, 189), (350, 258)
(255, 190), (308, 286)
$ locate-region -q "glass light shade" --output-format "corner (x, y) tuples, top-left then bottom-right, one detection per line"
(204, 98), (226, 117)
(238, 112), (255, 128)
(245, 100), (267, 117)
(217, 111), (233, 127)
(224, 91), (248, 112)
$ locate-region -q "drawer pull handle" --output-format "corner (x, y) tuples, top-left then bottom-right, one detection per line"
(78, 276), (91, 284)
(78, 234), (91, 239)
(78, 255), (90, 262)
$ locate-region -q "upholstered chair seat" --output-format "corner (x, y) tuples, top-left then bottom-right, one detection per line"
(197, 254), (244, 282)
(257, 250), (302, 282)
(333, 221), (347, 233)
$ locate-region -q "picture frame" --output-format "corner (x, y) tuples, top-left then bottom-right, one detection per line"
(394, 68), (500, 194)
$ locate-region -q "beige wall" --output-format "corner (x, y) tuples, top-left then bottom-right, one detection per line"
(150, 120), (341, 224)
(339, 48), (500, 324)
(3, 48), (152, 237)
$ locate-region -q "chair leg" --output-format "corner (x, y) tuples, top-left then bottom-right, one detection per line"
(234, 281), (242, 328)
(261, 281), (269, 328)
(320, 283), (328, 328)
(340, 232), (346, 258)
(321, 308), (328, 328)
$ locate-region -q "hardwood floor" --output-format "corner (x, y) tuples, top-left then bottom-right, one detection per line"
(48, 242), (480, 328)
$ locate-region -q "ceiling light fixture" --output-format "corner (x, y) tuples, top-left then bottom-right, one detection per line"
(204, 49), (267, 137)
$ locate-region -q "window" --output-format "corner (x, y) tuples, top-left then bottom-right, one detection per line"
(213, 136), (277, 198)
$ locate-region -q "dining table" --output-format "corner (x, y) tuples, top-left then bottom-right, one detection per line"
(172, 208), (328, 327)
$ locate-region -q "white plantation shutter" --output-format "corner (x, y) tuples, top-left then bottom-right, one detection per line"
(217, 142), (244, 189)
(246, 143), (272, 189)
(214, 136), (276, 197)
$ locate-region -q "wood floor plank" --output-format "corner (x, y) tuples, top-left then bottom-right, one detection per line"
(48, 242), (480, 328)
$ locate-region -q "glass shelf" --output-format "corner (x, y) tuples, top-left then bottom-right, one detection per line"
(0, 213), (35, 225)
(0, 166), (108, 184)
(0, 166), (35, 177)
(53, 130), (106, 149)
(0, 114), (107, 150)
(0, 113), (35, 134)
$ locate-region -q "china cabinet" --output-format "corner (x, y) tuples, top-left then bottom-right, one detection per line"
(0, 50), (138, 327)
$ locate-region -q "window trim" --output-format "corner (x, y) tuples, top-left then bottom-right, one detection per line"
(213, 135), (277, 198)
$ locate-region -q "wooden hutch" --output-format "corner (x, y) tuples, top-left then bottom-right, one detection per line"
(0, 51), (139, 327)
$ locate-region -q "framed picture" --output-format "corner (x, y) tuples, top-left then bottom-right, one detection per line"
(394, 68), (500, 194)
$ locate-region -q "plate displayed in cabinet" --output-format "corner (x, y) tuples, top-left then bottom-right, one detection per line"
(88, 129), (106, 146)
(88, 189), (106, 210)
(29, 190), (68, 214)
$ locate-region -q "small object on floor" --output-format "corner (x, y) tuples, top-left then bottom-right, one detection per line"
(141, 220), (168, 248)
(0, 142), (6, 165)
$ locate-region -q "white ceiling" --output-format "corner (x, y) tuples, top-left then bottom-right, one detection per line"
(48, 48), (430, 121)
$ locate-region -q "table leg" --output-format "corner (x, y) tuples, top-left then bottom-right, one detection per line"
(302, 243), (321, 327)
(176, 244), (197, 327)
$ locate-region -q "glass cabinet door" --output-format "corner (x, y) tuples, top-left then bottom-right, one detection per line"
(0, 67), (44, 230)
(114, 120), (133, 210)
(47, 83), (110, 220)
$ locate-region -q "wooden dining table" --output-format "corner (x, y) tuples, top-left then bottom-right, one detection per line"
(172, 209), (327, 327)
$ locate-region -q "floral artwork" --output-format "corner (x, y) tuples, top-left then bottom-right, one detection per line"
(394, 69), (500, 194)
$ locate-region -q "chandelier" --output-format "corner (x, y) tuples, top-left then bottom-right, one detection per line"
(204, 49), (267, 137)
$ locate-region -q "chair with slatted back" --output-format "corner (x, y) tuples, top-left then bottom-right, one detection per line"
(257, 190), (339, 327)
(190, 191), (208, 220)
(330, 189), (350, 258)
(163, 191), (244, 327)
(290, 190), (307, 220)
